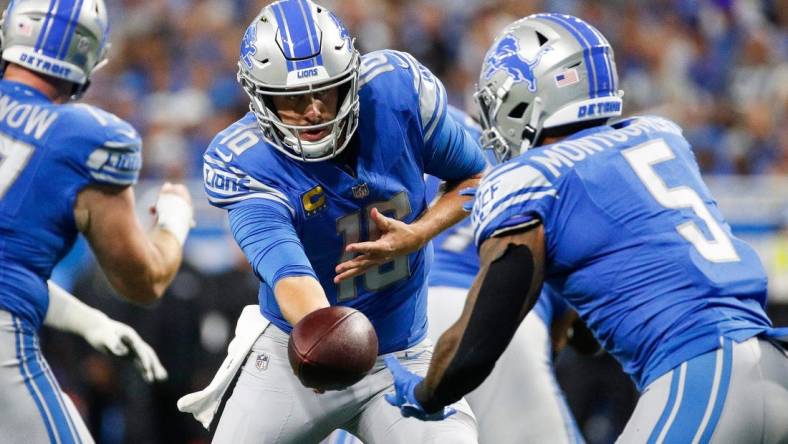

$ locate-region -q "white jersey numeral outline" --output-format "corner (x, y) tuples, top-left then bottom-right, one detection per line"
(622, 139), (740, 263)
(336, 191), (412, 301)
(0, 134), (35, 199)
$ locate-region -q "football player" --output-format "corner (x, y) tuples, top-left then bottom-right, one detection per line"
(385, 13), (788, 443)
(0, 1), (193, 442)
(424, 106), (583, 444)
(198, 1), (483, 443)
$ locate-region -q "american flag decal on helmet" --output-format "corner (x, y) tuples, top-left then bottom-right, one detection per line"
(555, 68), (579, 88)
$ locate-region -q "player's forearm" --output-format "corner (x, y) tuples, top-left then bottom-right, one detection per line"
(416, 233), (545, 412)
(411, 174), (482, 245)
(44, 281), (110, 336)
(146, 228), (185, 296)
(124, 190), (192, 302)
(100, 227), (184, 304)
(274, 276), (330, 326)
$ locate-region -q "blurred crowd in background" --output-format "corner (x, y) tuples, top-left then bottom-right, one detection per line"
(23, 0), (788, 443)
(84, 0), (788, 180)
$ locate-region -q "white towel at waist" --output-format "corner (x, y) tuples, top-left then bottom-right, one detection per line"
(177, 305), (270, 429)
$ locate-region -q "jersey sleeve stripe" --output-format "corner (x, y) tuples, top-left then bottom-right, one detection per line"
(203, 161), (294, 214)
(206, 193), (295, 215)
(423, 79), (446, 142)
(203, 154), (227, 168)
(485, 161), (530, 183)
(88, 166), (138, 183)
(88, 171), (137, 186)
(489, 217), (541, 238)
(102, 140), (139, 149)
(359, 65), (395, 86)
(489, 186), (555, 214)
(474, 190), (557, 244)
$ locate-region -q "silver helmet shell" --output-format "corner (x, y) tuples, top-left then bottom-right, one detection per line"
(475, 13), (623, 162)
(0, 0), (110, 95)
(238, 0), (360, 162)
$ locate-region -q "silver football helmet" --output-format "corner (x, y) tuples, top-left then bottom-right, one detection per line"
(238, 0), (360, 162)
(0, 0), (110, 98)
(475, 13), (624, 162)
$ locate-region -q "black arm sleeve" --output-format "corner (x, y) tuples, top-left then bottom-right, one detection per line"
(418, 243), (539, 412)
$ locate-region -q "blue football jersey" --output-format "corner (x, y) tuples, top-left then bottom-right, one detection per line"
(204, 51), (485, 354)
(472, 116), (771, 389)
(0, 80), (142, 329)
(427, 105), (568, 326)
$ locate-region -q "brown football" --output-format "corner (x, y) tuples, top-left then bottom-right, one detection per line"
(287, 306), (378, 391)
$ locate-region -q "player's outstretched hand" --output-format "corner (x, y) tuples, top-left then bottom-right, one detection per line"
(84, 318), (168, 384)
(334, 208), (425, 283)
(383, 355), (455, 421)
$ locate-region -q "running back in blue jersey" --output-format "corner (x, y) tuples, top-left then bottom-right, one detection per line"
(204, 50), (485, 354)
(472, 115), (771, 389)
(0, 80), (142, 329)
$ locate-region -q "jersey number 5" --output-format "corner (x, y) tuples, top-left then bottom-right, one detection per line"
(0, 134), (35, 200)
(336, 191), (412, 301)
(623, 139), (739, 263)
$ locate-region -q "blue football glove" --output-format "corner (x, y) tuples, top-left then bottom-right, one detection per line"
(383, 355), (456, 421)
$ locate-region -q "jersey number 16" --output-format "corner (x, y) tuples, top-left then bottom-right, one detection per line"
(336, 191), (412, 301)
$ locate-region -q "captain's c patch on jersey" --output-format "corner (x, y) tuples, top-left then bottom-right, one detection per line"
(302, 185), (326, 216)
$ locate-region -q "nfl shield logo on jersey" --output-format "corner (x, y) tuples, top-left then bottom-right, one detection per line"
(352, 183), (369, 199)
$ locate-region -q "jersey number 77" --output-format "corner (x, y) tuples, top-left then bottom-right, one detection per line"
(0, 134), (34, 200)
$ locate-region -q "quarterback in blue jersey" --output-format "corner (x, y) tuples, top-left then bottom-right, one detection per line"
(198, 1), (483, 443)
(386, 13), (788, 443)
(426, 106), (582, 444)
(0, 1), (193, 443)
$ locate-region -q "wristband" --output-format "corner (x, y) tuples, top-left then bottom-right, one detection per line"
(155, 193), (194, 246)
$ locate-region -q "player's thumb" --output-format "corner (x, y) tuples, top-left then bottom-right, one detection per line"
(370, 208), (392, 231)
(383, 355), (403, 375)
(106, 338), (129, 356)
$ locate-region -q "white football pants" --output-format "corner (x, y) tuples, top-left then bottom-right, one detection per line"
(0, 310), (94, 444)
(324, 285), (583, 444)
(212, 322), (477, 444)
(618, 336), (788, 443)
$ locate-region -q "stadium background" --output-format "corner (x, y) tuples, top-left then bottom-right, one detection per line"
(7, 0), (785, 442)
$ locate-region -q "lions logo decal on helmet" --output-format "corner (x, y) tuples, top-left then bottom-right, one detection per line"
(240, 23), (258, 69)
(328, 11), (351, 49)
(483, 34), (552, 93)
